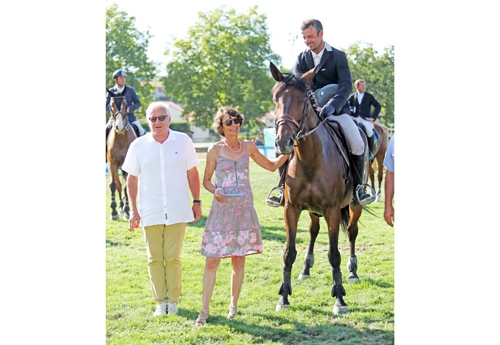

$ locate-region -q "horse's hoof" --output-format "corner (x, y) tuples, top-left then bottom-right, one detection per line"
(123, 215), (130, 221)
(333, 305), (348, 314)
(276, 303), (290, 311)
(111, 215), (119, 221)
(348, 277), (360, 284)
(297, 273), (310, 280)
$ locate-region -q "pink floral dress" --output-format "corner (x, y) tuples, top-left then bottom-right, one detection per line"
(201, 148), (263, 258)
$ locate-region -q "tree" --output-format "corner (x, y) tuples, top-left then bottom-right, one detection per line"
(106, 3), (157, 120)
(344, 42), (395, 127)
(161, 6), (282, 130)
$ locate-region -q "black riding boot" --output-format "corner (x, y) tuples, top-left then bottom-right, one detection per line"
(352, 154), (375, 206)
(367, 135), (375, 159)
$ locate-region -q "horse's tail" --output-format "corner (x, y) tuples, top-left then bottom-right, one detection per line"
(340, 205), (350, 233)
(362, 204), (377, 218)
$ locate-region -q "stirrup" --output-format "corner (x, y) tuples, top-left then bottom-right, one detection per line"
(354, 183), (376, 206)
(266, 186), (284, 207)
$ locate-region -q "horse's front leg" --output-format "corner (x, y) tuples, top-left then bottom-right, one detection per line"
(122, 171), (130, 220)
(376, 155), (384, 200)
(325, 205), (348, 314)
(369, 159), (375, 193)
(298, 212), (320, 280)
(109, 164), (120, 221)
(276, 206), (300, 311)
(116, 175), (125, 216)
(346, 205), (362, 283)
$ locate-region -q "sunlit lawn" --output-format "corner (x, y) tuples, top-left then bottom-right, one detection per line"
(106, 154), (394, 344)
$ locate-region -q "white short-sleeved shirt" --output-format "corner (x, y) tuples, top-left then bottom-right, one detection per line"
(122, 131), (200, 227)
(383, 135), (395, 172)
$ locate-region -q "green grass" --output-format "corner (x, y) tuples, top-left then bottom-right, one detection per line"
(106, 154), (394, 344)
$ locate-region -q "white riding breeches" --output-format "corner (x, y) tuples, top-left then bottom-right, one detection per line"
(131, 120), (145, 135)
(326, 113), (365, 155)
(352, 117), (374, 137)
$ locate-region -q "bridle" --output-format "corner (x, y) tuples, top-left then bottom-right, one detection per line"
(275, 88), (327, 145)
(110, 97), (130, 132)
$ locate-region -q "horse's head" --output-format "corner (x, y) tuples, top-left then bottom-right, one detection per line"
(109, 95), (129, 133)
(270, 62), (317, 155)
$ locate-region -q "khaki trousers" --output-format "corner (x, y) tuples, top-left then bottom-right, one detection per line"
(143, 223), (186, 303)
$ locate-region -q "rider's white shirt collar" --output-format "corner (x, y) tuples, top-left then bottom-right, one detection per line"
(311, 42), (332, 66)
(356, 91), (364, 103)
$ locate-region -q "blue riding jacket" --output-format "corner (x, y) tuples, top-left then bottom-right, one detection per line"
(106, 85), (141, 122)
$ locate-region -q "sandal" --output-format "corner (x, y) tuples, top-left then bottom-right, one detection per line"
(227, 305), (237, 320)
(194, 309), (209, 326)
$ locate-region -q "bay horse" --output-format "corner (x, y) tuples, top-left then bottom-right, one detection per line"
(270, 62), (370, 315)
(106, 90), (137, 220)
(368, 122), (389, 201)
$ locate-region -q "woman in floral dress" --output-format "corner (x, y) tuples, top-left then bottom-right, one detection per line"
(194, 107), (288, 326)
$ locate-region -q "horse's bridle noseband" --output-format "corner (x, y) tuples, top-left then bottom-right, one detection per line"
(275, 93), (327, 144)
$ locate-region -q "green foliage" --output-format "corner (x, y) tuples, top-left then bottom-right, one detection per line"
(169, 122), (192, 133)
(106, 3), (158, 120)
(162, 6), (282, 131)
(345, 42), (395, 127)
(106, 157), (394, 344)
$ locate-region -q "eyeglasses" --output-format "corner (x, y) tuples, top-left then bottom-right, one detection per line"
(149, 115), (168, 122)
(224, 118), (242, 126)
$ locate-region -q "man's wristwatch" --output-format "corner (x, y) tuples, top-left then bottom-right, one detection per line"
(193, 200), (202, 205)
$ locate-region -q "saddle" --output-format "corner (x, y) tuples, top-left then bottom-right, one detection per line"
(130, 123), (141, 137)
(323, 118), (350, 175)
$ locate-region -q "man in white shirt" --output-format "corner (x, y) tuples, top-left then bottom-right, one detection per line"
(122, 101), (202, 317)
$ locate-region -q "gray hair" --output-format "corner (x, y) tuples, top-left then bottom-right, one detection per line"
(146, 101), (171, 118)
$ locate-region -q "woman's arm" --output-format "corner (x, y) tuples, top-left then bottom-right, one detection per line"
(247, 141), (289, 172)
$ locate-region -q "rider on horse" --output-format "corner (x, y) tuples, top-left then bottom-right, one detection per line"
(347, 79), (382, 160)
(267, 18), (375, 207)
(106, 69), (145, 157)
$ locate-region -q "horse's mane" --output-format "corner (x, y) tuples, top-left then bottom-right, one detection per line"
(272, 73), (321, 115)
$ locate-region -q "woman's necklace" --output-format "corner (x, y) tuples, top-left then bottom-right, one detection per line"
(224, 138), (242, 153)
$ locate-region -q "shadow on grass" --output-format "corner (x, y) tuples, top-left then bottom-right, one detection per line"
(182, 307), (394, 344)
(106, 239), (130, 247)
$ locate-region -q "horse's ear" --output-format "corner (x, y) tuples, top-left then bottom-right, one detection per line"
(301, 67), (316, 86)
(269, 62), (283, 82)
(107, 88), (116, 97)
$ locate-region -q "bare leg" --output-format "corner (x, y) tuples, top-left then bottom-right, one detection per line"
(201, 257), (221, 311)
(229, 256), (246, 309)
(194, 257), (220, 326)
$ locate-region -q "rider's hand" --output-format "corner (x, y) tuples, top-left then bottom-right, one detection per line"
(320, 104), (335, 118)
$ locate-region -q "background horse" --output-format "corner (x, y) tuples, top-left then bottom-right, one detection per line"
(270, 62), (370, 315)
(106, 93), (137, 220)
(368, 122), (389, 201)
